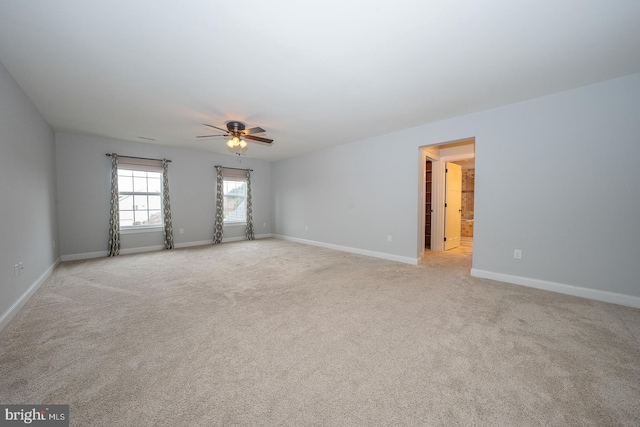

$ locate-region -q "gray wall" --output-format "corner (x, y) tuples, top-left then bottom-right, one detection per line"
(0, 60), (58, 320)
(56, 133), (272, 258)
(272, 136), (417, 260)
(272, 73), (640, 299)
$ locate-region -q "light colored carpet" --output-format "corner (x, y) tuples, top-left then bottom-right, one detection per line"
(1, 238), (639, 426)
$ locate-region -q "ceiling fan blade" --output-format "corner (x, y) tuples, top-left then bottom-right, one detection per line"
(244, 134), (273, 145)
(204, 123), (228, 133)
(244, 127), (266, 135)
(196, 134), (227, 138)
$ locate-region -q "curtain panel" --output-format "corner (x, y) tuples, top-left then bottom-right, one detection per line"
(162, 159), (174, 249)
(245, 170), (255, 240)
(108, 154), (120, 256)
(213, 166), (224, 244)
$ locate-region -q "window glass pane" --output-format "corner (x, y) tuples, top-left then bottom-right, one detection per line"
(148, 171), (162, 180)
(224, 181), (246, 196)
(120, 211), (134, 227)
(148, 210), (162, 225)
(148, 195), (161, 210)
(118, 169), (133, 178)
(133, 195), (148, 210)
(118, 174), (133, 192)
(133, 170), (147, 177)
(224, 195), (246, 222)
(134, 210), (149, 225)
(148, 177), (161, 193)
(133, 176), (147, 192)
(119, 194), (133, 210)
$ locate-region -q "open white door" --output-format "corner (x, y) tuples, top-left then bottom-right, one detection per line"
(444, 162), (462, 250)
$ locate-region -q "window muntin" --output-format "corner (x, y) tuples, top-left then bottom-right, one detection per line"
(223, 179), (247, 224)
(118, 169), (163, 228)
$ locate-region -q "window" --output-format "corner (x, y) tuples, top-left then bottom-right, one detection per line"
(117, 158), (164, 229)
(223, 179), (247, 224)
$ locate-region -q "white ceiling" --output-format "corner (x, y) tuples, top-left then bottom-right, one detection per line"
(1, 1), (639, 162)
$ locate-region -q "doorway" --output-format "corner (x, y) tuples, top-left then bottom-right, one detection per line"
(420, 138), (475, 257)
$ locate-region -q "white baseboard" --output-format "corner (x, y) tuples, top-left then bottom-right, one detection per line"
(120, 245), (164, 255)
(219, 233), (273, 244)
(470, 268), (640, 309)
(176, 234), (272, 247)
(0, 257), (61, 332)
(61, 245), (164, 261)
(61, 250), (108, 261)
(174, 240), (214, 249)
(273, 234), (419, 265)
(61, 234), (274, 261)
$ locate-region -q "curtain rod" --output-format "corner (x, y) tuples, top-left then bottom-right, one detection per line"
(106, 153), (171, 163)
(215, 165), (253, 172)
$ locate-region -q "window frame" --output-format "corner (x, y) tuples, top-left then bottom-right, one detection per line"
(117, 168), (164, 232)
(222, 177), (248, 225)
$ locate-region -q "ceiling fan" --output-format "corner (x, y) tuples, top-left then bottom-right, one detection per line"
(197, 121), (273, 151)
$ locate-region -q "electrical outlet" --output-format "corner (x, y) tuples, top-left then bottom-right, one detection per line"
(387, 235), (392, 242)
(179, 228), (184, 234)
(305, 226), (308, 231)
(514, 249), (522, 259)
(14, 264), (19, 277)
(263, 222), (266, 227)
(19, 262), (24, 275)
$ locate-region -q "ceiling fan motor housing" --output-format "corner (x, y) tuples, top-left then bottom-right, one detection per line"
(226, 121), (246, 133)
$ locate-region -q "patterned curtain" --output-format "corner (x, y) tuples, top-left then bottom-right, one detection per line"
(213, 166), (224, 244)
(245, 170), (255, 240)
(108, 154), (120, 256)
(162, 159), (174, 249)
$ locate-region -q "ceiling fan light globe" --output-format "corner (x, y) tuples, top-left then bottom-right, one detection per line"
(226, 139), (235, 148)
(239, 139), (248, 148)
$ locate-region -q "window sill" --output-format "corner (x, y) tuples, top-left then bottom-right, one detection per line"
(121, 226), (164, 235)
(224, 222), (247, 227)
